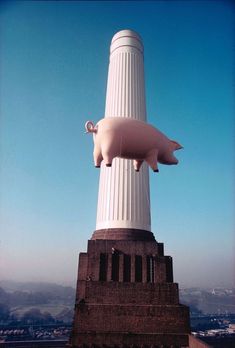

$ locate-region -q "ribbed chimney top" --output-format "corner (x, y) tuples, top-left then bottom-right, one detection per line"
(110, 29), (143, 55)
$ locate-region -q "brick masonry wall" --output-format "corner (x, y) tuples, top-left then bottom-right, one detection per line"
(83, 281), (179, 305)
(71, 332), (189, 347)
(71, 237), (191, 347)
(77, 303), (190, 333)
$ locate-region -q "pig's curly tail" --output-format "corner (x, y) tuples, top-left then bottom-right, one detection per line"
(85, 121), (97, 133)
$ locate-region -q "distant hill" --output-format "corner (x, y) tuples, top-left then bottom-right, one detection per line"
(0, 281), (76, 324)
(0, 280), (75, 296)
(180, 287), (235, 315)
(0, 281), (76, 307)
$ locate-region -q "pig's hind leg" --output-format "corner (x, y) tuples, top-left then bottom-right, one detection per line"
(101, 147), (114, 167)
(146, 149), (159, 172)
(93, 149), (103, 168)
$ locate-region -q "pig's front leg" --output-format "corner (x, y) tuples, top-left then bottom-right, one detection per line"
(133, 159), (143, 172)
(146, 149), (159, 172)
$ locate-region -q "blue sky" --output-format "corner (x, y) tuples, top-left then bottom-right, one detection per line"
(0, 1), (234, 288)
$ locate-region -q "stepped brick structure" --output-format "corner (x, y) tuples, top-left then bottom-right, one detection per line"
(70, 237), (190, 347)
(69, 30), (210, 348)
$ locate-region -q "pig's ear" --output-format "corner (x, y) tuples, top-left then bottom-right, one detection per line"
(171, 140), (183, 150)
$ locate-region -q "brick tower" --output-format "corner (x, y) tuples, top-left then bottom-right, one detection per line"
(70, 30), (192, 348)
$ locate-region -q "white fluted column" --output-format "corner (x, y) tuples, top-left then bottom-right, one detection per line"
(95, 30), (151, 234)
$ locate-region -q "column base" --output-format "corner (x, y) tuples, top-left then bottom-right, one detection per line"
(92, 228), (155, 241)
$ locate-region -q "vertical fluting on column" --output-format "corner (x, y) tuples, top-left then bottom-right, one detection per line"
(95, 30), (151, 234)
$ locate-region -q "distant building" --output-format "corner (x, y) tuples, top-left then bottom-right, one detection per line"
(0, 340), (67, 348)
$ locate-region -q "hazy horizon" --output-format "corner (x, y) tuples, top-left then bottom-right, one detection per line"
(1, 278), (234, 291)
(1, 1), (234, 289)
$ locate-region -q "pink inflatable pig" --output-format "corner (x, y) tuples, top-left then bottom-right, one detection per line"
(85, 117), (182, 172)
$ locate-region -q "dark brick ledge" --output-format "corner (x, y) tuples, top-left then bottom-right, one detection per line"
(91, 228), (156, 241)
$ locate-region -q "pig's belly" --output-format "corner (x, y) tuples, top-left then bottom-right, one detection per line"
(118, 150), (146, 160)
